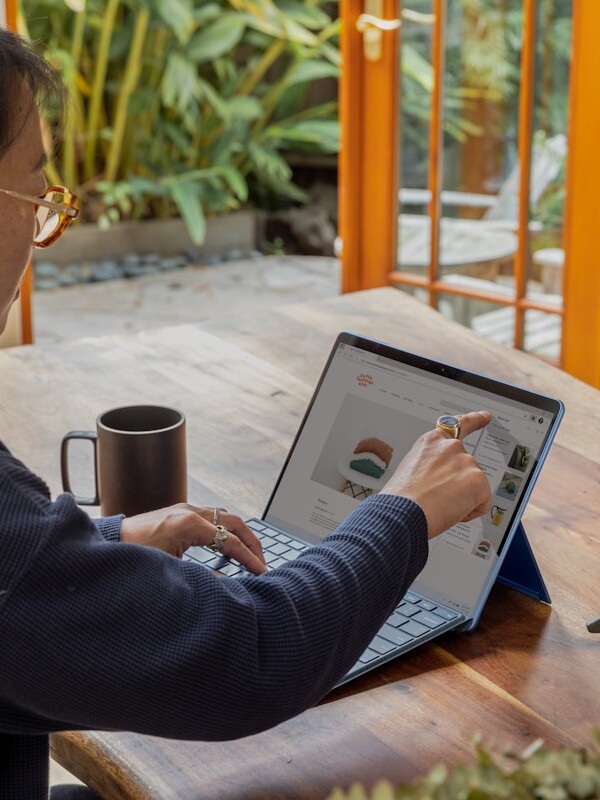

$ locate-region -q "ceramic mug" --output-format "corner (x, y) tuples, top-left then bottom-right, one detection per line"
(61, 404), (187, 516)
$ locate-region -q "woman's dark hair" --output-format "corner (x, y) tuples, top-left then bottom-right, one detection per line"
(0, 29), (64, 159)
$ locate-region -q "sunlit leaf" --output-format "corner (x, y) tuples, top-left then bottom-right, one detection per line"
(280, 17), (318, 46)
(171, 182), (206, 245)
(162, 53), (198, 114)
(401, 44), (434, 91)
(187, 16), (246, 63)
(275, 0), (330, 29)
(63, 0), (85, 12)
(265, 120), (339, 152)
(219, 166), (249, 202)
(155, 0), (195, 44)
(284, 59), (339, 87)
(226, 96), (262, 121)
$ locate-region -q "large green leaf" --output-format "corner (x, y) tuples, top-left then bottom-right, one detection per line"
(219, 166), (249, 202)
(284, 59), (340, 87)
(162, 52), (199, 114)
(187, 16), (246, 63)
(280, 17), (319, 46)
(401, 44), (434, 91)
(170, 182), (207, 245)
(155, 0), (195, 45)
(197, 78), (230, 120)
(226, 96), (262, 121)
(265, 119), (340, 152)
(192, 3), (221, 24)
(275, 0), (330, 29)
(248, 142), (292, 182)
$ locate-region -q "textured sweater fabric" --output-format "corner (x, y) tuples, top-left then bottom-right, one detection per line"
(0, 440), (428, 799)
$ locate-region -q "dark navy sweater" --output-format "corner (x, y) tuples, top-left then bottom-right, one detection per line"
(0, 441), (428, 798)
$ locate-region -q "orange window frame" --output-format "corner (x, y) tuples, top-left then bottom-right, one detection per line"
(340, 0), (600, 388)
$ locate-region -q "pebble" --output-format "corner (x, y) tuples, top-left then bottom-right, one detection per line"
(32, 249), (268, 290)
(90, 259), (121, 282)
(33, 252), (196, 290)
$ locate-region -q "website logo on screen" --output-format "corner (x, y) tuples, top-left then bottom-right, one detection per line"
(356, 373), (374, 388)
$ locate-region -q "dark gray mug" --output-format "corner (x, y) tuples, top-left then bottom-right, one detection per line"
(61, 404), (187, 516)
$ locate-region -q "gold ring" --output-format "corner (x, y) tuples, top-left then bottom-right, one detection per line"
(209, 525), (228, 552)
(436, 415), (460, 439)
(212, 507), (220, 526)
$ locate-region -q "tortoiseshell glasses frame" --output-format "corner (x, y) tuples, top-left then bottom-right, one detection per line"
(0, 185), (80, 248)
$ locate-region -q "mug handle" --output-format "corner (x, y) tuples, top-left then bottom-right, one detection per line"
(60, 430), (100, 506)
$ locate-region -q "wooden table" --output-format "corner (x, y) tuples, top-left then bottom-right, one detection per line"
(398, 213), (517, 270)
(2, 288), (599, 799)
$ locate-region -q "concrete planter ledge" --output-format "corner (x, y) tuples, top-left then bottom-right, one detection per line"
(33, 211), (259, 267)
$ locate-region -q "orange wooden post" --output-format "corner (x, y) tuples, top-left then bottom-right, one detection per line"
(561, 1), (600, 387)
(339, 0), (400, 291)
(511, 0), (537, 350)
(424, 0), (445, 304)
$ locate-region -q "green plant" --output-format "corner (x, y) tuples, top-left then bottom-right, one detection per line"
(325, 736), (600, 800)
(19, 0), (341, 243)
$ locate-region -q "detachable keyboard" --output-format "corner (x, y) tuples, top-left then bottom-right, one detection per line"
(184, 518), (465, 682)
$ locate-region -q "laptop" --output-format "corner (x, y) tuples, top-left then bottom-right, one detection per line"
(184, 332), (564, 685)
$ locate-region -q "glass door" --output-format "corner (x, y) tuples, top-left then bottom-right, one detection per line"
(340, 0), (600, 385)
(394, 0), (570, 365)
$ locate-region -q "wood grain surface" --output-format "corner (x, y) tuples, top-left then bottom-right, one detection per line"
(1, 288), (598, 799)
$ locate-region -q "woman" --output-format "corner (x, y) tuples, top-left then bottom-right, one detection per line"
(0, 29), (491, 800)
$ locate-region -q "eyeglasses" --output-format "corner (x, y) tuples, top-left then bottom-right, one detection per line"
(0, 185), (80, 248)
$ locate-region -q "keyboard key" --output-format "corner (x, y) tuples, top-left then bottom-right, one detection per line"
(370, 636), (396, 655)
(398, 602), (420, 617)
(379, 623), (414, 647)
(263, 526), (284, 538)
(281, 549), (300, 560)
(413, 611), (447, 629)
(185, 546), (217, 564)
(418, 599), (437, 612)
(405, 591), (420, 604)
(387, 612), (408, 628)
(400, 620), (429, 637)
(288, 539), (306, 551)
(248, 520), (265, 531)
(258, 535), (276, 548)
(432, 606), (460, 621)
(268, 558), (287, 569)
(358, 648), (380, 664)
(268, 542), (290, 556)
(219, 563), (243, 577)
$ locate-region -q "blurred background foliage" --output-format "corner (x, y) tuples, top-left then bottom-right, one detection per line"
(401, 0), (571, 230)
(20, 0), (341, 242)
(19, 0), (571, 243)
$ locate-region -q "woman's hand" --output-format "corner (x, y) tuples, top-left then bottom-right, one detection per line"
(382, 410), (493, 538)
(120, 504), (267, 575)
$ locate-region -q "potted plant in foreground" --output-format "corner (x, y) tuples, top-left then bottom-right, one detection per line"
(325, 735), (600, 799)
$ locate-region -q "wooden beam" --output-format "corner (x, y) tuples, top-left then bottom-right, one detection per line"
(561, 0), (600, 387)
(340, 0), (400, 291)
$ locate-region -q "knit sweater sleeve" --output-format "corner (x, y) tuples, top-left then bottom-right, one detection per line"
(92, 514), (123, 542)
(0, 449), (428, 743)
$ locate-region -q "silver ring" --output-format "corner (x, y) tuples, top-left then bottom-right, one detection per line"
(209, 525), (228, 552)
(436, 414), (460, 439)
(212, 507), (220, 526)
